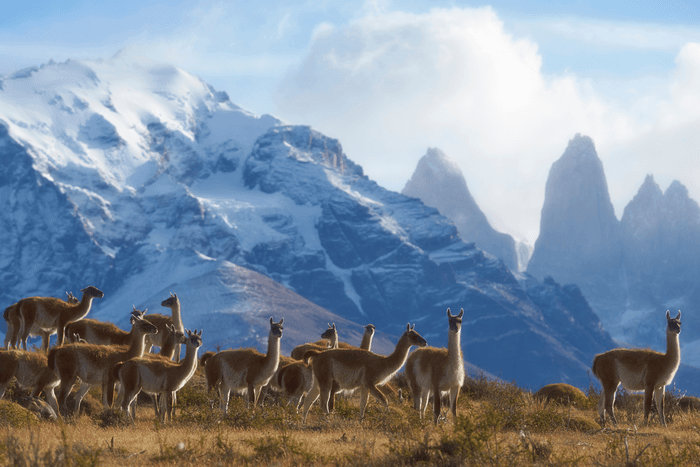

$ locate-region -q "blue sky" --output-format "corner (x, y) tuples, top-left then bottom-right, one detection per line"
(2, 0), (700, 244)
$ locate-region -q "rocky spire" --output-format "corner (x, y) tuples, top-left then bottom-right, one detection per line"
(402, 148), (518, 271)
(527, 134), (622, 286)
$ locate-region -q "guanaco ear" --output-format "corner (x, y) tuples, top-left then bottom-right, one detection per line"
(411, 323), (415, 330)
(406, 323), (410, 332)
(279, 318), (284, 325)
(666, 310), (671, 320)
(270, 317), (274, 325)
(676, 311), (682, 320)
(332, 323), (336, 330)
(197, 329), (202, 336)
(446, 308), (452, 317)
(458, 308), (464, 318)
(166, 324), (175, 332)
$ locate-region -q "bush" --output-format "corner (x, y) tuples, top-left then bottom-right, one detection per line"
(0, 400), (38, 428)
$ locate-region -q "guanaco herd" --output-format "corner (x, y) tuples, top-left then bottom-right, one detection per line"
(0, 286), (685, 427)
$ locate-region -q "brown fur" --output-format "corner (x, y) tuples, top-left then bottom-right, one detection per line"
(117, 329), (202, 423)
(135, 312), (173, 353)
(277, 361), (314, 412)
(592, 310), (681, 427)
(114, 324), (187, 418)
(0, 350), (60, 416)
(302, 323), (427, 422)
(65, 319), (131, 346)
(4, 292), (80, 350)
(18, 286), (104, 351)
(202, 318), (284, 413)
(160, 293), (184, 362)
(48, 312), (157, 415)
(290, 323), (340, 360)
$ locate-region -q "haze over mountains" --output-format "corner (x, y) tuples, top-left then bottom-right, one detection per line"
(527, 134), (700, 366)
(398, 134), (700, 386)
(0, 57), (697, 392)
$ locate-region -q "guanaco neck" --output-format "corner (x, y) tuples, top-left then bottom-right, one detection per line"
(262, 332), (281, 377)
(125, 327), (151, 360)
(169, 302), (183, 330)
(448, 328), (463, 363)
(665, 329), (681, 365)
(159, 336), (181, 360)
(360, 331), (373, 351)
(329, 330), (338, 349)
(180, 341), (200, 384)
(68, 293), (96, 321)
(382, 333), (413, 374)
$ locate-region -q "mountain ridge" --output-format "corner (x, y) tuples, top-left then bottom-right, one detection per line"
(0, 57), (672, 392)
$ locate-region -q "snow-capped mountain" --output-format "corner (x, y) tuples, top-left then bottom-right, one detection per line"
(0, 56), (675, 391)
(402, 148), (520, 271)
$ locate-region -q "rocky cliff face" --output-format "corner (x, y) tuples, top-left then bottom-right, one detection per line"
(618, 175), (700, 347)
(527, 134), (627, 328)
(527, 135), (700, 376)
(402, 148), (519, 271)
(528, 134), (622, 282)
(0, 58), (633, 391)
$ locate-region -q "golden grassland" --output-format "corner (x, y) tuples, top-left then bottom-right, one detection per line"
(2, 370), (700, 466)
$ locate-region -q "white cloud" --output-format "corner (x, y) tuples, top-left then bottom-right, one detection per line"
(274, 6), (700, 245)
(274, 7), (634, 243)
(604, 42), (700, 216)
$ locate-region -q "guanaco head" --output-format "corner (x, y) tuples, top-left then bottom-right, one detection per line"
(404, 323), (427, 347)
(666, 310), (681, 335)
(320, 323), (336, 340)
(131, 310), (158, 336)
(65, 292), (80, 305)
(161, 292), (179, 309)
(165, 323), (187, 346)
(185, 329), (203, 349)
(80, 285), (104, 299)
(131, 305), (147, 320)
(447, 308), (464, 334)
(363, 324), (376, 336)
(269, 317), (284, 338)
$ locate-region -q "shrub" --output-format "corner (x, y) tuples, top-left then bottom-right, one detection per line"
(0, 400), (38, 428)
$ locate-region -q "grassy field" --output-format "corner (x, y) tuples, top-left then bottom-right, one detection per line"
(1, 369), (700, 466)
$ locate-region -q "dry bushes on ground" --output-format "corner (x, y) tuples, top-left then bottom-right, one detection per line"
(1, 370), (700, 466)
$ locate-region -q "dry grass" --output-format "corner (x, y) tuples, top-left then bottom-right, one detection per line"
(2, 370), (700, 466)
